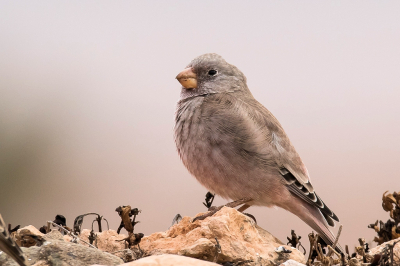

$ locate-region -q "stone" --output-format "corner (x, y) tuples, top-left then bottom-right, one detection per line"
(2, 209), (306, 266)
(112, 249), (138, 263)
(0, 239), (124, 266)
(12, 225), (44, 247)
(368, 238), (400, 263)
(42, 230), (65, 241)
(93, 254), (220, 266)
(63, 234), (73, 242)
(79, 229), (128, 252)
(139, 207), (305, 265)
(280, 259), (307, 266)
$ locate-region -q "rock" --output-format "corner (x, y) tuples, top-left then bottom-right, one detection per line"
(348, 257), (362, 266)
(368, 238), (400, 263)
(42, 230), (65, 241)
(139, 207), (305, 265)
(2, 209), (305, 266)
(0, 239), (124, 266)
(280, 259), (307, 266)
(79, 229), (128, 252)
(18, 225), (43, 237)
(12, 225), (44, 247)
(93, 254), (220, 266)
(112, 249), (138, 263)
(78, 229), (131, 262)
(63, 234), (73, 242)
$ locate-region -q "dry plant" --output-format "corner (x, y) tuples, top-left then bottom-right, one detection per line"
(369, 191), (400, 245)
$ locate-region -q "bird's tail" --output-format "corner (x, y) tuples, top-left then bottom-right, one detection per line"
(284, 196), (344, 254)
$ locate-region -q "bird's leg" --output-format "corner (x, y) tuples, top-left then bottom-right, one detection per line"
(192, 197), (252, 222)
(237, 204), (257, 223)
(237, 204), (251, 212)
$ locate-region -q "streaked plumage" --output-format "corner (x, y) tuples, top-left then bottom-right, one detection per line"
(174, 53), (342, 251)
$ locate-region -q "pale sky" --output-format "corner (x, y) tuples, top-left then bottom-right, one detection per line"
(1, 1), (400, 251)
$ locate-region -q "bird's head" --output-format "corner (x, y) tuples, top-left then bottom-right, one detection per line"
(176, 53), (251, 99)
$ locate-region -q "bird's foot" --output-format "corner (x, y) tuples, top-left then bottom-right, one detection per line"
(243, 213), (257, 224)
(192, 197), (252, 222)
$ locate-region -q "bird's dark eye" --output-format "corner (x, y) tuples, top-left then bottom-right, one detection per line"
(208, 69), (218, 76)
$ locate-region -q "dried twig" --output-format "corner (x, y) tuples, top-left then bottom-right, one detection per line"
(7, 224), (20, 234)
(307, 232), (318, 265)
(73, 213), (109, 234)
(170, 214), (182, 228)
(316, 243), (330, 266)
(287, 230), (306, 255)
(115, 206), (140, 234)
(47, 221), (97, 249)
(203, 192), (215, 209)
(213, 237), (221, 263)
(327, 225), (342, 257)
(0, 215), (27, 266)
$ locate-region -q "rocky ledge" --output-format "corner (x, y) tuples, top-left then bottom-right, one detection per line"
(1, 207), (306, 266)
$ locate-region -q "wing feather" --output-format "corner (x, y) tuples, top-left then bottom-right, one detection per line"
(241, 97), (340, 226)
(281, 167), (339, 224)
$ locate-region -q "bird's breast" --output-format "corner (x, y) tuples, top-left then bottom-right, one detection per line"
(174, 96), (282, 203)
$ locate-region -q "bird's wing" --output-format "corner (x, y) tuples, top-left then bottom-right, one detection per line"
(279, 167), (339, 225)
(232, 94), (340, 225)
(0, 215), (27, 266)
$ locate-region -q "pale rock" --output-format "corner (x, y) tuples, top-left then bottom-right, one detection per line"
(113, 249), (138, 263)
(42, 230), (64, 241)
(63, 234), (73, 242)
(92, 254), (220, 266)
(79, 229), (128, 252)
(368, 238), (400, 263)
(0, 239), (123, 266)
(139, 207), (305, 265)
(280, 259), (307, 266)
(12, 225), (44, 246)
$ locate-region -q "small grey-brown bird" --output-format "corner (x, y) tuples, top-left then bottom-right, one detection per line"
(174, 53), (342, 252)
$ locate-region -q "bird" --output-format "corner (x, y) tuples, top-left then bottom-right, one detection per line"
(174, 53), (342, 252)
(0, 214), (27, 266)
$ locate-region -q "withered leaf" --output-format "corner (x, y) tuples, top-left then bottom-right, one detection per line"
(372, 220), (379, 233)
(392, 226), (400, 239)
(382, 191), (397, 212)
(373, 236), (384, 245)
(394, 191), (400, 206)
(121, 206), (133, 233)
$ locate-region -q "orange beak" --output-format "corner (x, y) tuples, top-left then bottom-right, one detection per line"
(176, 67), (197, 89)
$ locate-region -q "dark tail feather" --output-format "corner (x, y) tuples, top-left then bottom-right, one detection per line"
(285, 196), (344, 254)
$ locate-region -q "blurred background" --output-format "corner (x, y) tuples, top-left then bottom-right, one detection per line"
(1, 0), (399, 251)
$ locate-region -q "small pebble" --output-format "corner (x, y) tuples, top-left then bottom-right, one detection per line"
(275, 246), (292, 253)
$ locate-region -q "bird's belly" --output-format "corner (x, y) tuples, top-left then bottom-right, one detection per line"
(176, 120), (282, 206)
